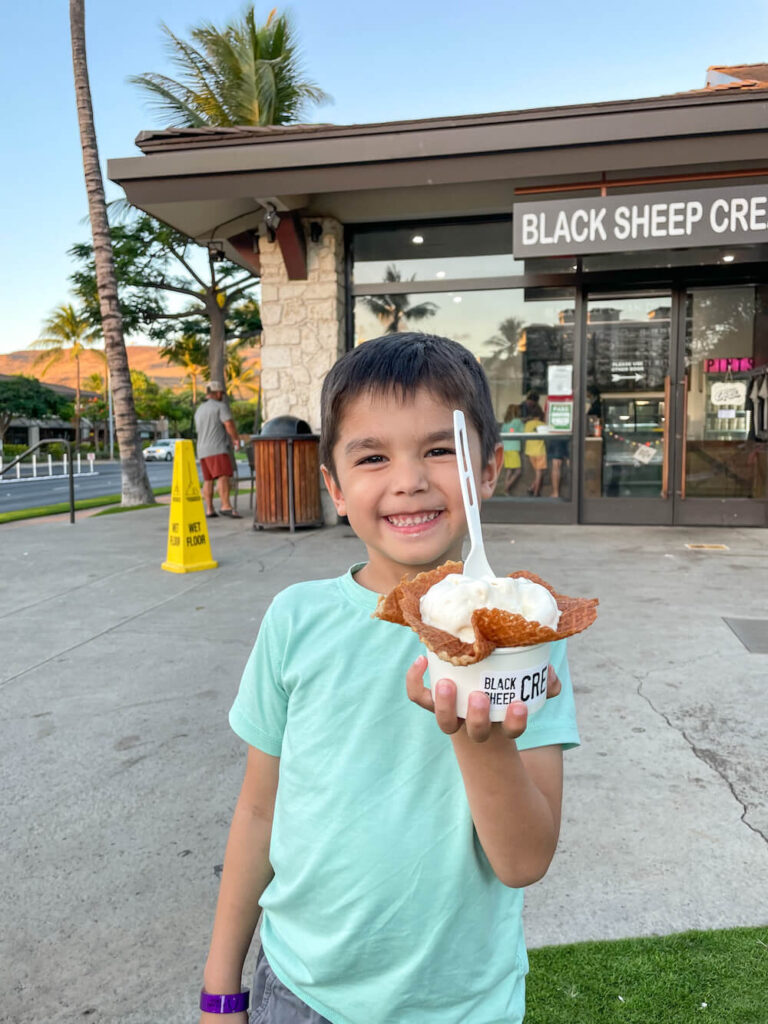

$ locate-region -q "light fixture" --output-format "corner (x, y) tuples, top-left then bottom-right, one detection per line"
(263, 203), (280, 243)
(722, 253), (735, 263)
(453, 296), (462, 303)
(411, 234), (424, 245)
(207, 242), (225, 262)
(309, 221), (323, 243)
(435, 270), (446, 279)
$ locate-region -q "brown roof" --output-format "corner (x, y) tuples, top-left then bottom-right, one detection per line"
(708, 63), (768, 83)
(133, 69), (768, 155)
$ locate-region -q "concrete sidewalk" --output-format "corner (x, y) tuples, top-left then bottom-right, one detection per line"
(2, 509), (767, 1023)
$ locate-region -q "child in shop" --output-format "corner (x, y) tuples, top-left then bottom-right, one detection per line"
(198, 333), (579, 1024)
(523, 395), (548, 497)
(500, 402), (525, 495)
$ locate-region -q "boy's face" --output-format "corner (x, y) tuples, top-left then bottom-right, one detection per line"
(322, 387), (502, 594)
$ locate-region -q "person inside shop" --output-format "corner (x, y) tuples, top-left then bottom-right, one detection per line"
(522, 393), (547, 497)
(586, 385), (603, 436)
(500, 402), (524, 495)
(197, 333), (579, 1024)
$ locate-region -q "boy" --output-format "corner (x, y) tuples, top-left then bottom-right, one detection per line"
(199, 333), (579, 1024)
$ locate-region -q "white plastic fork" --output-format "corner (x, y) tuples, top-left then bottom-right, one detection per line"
(453, 409), (495, 580)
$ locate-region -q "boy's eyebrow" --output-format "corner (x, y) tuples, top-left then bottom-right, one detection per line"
(343, 429), (455, 456)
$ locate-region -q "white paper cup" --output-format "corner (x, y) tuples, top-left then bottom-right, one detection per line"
(426, 642), (551, 722)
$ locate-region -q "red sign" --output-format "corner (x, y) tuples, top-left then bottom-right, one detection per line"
(704, 357), (754, 373)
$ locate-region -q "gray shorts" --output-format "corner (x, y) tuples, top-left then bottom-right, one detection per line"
(249, 947), (331, 1024)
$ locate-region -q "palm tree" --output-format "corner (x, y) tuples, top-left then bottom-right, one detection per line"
(226, 349), (260, 401)
(70, 0), (153, 503)
(30, 303), (104, 449)
(129, 7), (330, 127)
(160, 334), (209, 404)
(361, 266), (439, 334)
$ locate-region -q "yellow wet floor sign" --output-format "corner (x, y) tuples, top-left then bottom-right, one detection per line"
(162, 440), (218, 573)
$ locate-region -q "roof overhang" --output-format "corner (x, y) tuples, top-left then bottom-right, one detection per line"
(108, 88), (768, 274)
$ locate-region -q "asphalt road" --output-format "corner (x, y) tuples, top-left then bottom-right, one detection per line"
(0, 460), (251, 513)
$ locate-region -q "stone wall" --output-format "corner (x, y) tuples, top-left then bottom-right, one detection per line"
(258, 217), (346, 523)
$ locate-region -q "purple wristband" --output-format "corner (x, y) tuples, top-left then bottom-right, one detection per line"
(200, 988), (250, 1014)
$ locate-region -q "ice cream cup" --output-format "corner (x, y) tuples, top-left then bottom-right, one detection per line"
(426, 642), (552, 722)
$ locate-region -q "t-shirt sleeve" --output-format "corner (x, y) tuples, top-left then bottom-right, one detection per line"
(516, 638), (580, 752)
(219, 403), (234, 424)
(229, 603), (288, 756)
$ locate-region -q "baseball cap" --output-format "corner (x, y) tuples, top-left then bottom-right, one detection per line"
(207, 380), (225, 392)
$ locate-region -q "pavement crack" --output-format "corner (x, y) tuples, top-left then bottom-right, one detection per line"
(613, 655), (768, 847)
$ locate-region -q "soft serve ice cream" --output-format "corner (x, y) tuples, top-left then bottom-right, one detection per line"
(420, 573), (561, 643)
(375, 560), (597, 719)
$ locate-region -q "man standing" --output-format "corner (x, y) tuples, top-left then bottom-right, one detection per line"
(194, 381), (242, 518)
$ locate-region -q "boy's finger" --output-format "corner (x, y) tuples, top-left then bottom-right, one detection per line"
(546, 665), (562, 699)
(433, 680), (460, 734)
(501, 701), (528, 739)
(464, 691), (492, 742)
(406, 655), (435, 712)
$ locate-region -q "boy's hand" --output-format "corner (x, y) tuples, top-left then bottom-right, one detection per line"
(406, 655), (561, 742)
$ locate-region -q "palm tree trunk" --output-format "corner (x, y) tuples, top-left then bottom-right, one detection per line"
(206, 294), (227, 385)
(70, 0), (153, 504)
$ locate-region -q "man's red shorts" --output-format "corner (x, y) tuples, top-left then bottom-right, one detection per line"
(200, 452), (234, 481)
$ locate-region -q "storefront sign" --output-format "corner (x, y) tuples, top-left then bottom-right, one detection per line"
(547, 401), (573, 431)
(711, 382), (747, 407)
(611, 360), (645, 383)
(547, 364), (573, 395)
(705, 357), (754, 373)
(513, 184), (768, 257)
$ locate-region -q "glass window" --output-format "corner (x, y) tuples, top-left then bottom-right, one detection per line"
(352, 218), (574, 284)
(584, 295), (671, 499)
(353, 288), (575, 502)
(684, 285), (768, 500)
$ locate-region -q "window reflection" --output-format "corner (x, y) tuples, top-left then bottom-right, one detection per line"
(352, 218), (521, 283)
(353, 289), (575, 502)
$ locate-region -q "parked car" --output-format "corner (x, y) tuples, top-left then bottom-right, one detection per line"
(143, 438), (183, 462)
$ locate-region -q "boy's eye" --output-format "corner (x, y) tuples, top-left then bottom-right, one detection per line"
(356, 454), (386, 465)
(426, 447), (455, 457)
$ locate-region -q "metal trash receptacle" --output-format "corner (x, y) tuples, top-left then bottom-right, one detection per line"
(252, 416), (324, 532)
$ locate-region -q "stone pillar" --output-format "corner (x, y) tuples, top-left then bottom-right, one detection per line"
(259, 217), (346, 524)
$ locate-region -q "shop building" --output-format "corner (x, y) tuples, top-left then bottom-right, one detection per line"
(109, 63), (768, 527)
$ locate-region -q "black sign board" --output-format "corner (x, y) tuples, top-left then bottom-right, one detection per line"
(513, 184), (768, 257)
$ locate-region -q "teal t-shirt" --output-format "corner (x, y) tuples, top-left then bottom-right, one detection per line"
(229, 566), (580, 1024)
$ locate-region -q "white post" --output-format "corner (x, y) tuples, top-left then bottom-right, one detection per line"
(48, 453), (53, 476)
(108, 370), (114, 461)
(90, 456), (95, 474)
(62, 452), (68, 477)
(0, 455), (3, 474)
(32, 454), (37, 478)
(16, 461), (21, 479)
(77, 452), (82, 475)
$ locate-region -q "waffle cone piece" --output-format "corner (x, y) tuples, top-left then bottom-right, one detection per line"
(374, 560), (598, 666)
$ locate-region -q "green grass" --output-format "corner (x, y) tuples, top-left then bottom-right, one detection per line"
(525, 927), (767, 1024)
(0, 486), (172, 524)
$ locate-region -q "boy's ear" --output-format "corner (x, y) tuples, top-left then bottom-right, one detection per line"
(479, 443), (504, 499)
(321, 464), (347, 515)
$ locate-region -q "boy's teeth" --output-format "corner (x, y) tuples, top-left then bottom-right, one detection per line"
(387, 511), (440, 526)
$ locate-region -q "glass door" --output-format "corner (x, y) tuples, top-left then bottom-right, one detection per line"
(581, 293), (675, 524)
(675, 286), (768, 526)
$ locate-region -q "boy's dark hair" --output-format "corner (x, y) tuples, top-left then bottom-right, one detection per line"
(320, 332), (500, 481)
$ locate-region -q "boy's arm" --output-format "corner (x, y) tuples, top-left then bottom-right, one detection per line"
(200, 745), (279, 1019)
(407, 656), (563, 888)
(449, 731), (562, 887)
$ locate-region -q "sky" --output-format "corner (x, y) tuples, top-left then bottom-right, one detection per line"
(1, 0), (767, 354)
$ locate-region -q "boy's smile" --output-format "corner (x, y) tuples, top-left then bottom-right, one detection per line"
(322, 388), (502, 595)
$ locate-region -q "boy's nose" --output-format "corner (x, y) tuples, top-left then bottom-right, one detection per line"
(393, 460), (429, 494)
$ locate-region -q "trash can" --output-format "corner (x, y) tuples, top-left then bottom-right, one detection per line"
(252, 416), (324, 532)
